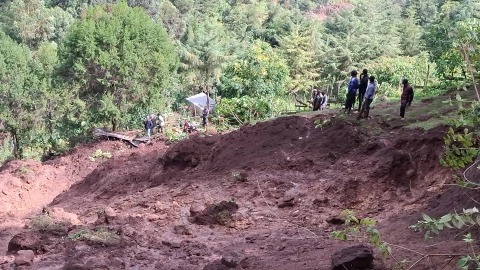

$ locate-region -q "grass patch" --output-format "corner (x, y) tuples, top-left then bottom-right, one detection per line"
(89, 149), (112, 162)
(68, 228), (120, 245)
(30, 214), (68, 232)
(405, 117), (449, 130)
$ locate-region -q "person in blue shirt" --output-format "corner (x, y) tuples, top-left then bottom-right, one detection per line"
(358, 76), (377, 120)
(344, 70), (359, 114)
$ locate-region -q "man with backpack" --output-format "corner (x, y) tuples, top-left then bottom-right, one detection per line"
(400, 79), (414, 120)
(358, 69), (369, 112)
(345, 70), (359, 114)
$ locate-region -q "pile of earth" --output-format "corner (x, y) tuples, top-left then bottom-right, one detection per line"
(0, 111), (474, 270)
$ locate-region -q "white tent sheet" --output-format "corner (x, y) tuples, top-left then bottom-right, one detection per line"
(186, 93), (216, 110)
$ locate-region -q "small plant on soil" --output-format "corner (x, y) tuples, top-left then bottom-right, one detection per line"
(330, 210), (391, 259)
(314, 118), (332, 130)
(89, 149), (112, 162)
(68, 228), (120, 245)
(164, 129), (188, 143)
(216, 210), (232, 225)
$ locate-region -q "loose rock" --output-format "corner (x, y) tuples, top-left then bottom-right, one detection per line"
(331, 245), (374, 270)
(14, 250), (34, 266)
(8, 232), (42, 254)
(221, 252), (248, 268)
(104, 207), (116, 223)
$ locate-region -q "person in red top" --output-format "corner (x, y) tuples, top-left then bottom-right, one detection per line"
(400, 79), (414, 120)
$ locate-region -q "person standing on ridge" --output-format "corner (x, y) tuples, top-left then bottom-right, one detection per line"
(320, 91), (328, 110)
(358, 76), (376, 120)
(345, 70), (359, 114)
(157, 113), (165, 134)
(144, 116), (153, 137)
(312, 89), (320, 111)
(150, 114), (156, 135)
(400, 78), (414, 120)
(358, 69), (369, 112)
(202, 106), (209, 127)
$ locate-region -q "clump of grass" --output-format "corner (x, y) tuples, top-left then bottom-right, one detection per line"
(68, 228), (120, 245)
(89, 149), (112, 162)
(30, 213), (67, 232)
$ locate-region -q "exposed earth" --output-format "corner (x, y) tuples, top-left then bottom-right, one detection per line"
(0, 91), (478, 270)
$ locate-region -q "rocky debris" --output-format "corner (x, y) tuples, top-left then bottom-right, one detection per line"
(154, 201), (168, 213)
(192, 201), (239, 226)
(161, 236), (182, 249)
(46, 207), (81, 225)
(232, 172), (248, 182)
(174, 225), (193, 236)
(104, 207), (116, 223)
(278, 198), (295, 208)
(190, 203), (206, 216)
(331, 245), (374, 270)
(203, 260), (229, 270)
(8, 232), (42, 254)
(313, 198), (329, 207)
(14, 250), (34, 266)
(221, 252), (248, 268)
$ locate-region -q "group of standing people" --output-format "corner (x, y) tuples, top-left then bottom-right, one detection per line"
(144, 114), (165, 137)
(345, 69), (414, 120)
(312, 90), (328, 111)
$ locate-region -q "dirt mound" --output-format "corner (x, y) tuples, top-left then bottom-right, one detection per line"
(163, 116), (361, 173)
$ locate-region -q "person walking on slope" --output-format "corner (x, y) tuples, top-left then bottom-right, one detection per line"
(400, 79), (414, 120)
(144, 116), (153, 137)
(358, 69), (369, 112)
(358, 76), (377, 120)
(345, 70), (359, 114)
(157, 113), (165, 134)
(320, 91), (328, 110)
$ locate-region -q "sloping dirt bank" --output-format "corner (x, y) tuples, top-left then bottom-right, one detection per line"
(0, 112), (471, 270)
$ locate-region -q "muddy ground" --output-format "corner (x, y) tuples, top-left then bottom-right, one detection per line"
(0, 92), (478, 270)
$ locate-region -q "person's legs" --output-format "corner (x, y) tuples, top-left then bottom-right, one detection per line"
(400, 102), (407, 118)
(358, 92), (364, 112)
(365, 99), (373, 119)
(146, 129), (151, 137)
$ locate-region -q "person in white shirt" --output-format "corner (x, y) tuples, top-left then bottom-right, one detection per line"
(157, 113), (165, 133)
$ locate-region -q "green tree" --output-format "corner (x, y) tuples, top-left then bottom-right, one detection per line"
(1, 0), (74, 48)
(0, 32), (41, 158)
(58, 2), (178, 131)
(220, 40), (289, 98)
(279, 23), (320, 94)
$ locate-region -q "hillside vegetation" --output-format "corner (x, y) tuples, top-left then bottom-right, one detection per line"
(0, 0), (479, 160)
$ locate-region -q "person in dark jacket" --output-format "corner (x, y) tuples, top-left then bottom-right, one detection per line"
(144, 116), (153, 137)
(345, 70), (359, 114)
(150, 114), (156, 135)
(358, 69), (369, 112)
(358, 76), (376, 120)
(400, 78), (414, 120)
(202, 106), (209, 127)
(312, 89), (321, 111)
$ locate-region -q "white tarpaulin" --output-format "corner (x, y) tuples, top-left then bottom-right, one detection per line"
(186, 93), (216, 110)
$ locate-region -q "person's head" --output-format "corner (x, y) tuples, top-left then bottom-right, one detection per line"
(313, 89), (318, 94)
(150, 114), (155, 119)
(402, 78), (409, 85)
(351, 70), (358, 77)
(362, 69), (368, 75)
(369, 76), (375, 82)
(321, 91), (326, 96)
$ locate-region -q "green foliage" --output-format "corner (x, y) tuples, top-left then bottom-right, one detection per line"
(67, 228), (120, 245)
(59, 2), (177, 131)
(220, 40), (289, 99)
(89, 149), (112, 162)
(331, 210), (391, 259)
(365, 53), (434, 98)
(164, 128), (188, 143)
(215, 96), (272, 125)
